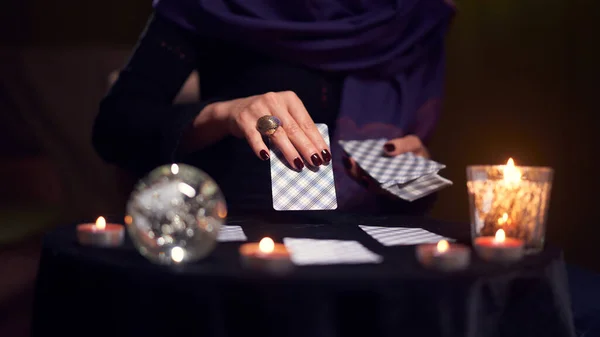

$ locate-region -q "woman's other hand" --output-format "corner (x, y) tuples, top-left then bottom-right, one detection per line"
(208, 91), (331, 170)
(382, 135), (430, 158)
(343, 135), (429, 193)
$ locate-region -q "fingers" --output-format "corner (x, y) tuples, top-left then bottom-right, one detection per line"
(235, 91), (329, 170)
(243, 96), (305, 170)
(234, 105), (271, 161)
(282, 91), (331, 164)
(270, 127), (305, 171)
(262, 92), (322, 167)
(383, 135), (429, 158)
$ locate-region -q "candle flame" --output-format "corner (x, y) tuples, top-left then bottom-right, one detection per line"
(494, 229), (506, 243)
(95, 217), (106, 230)
(171, 163), (179, 175)
(259, 237), (275, 254)
(497, 213), (509, 225)
(503, 158), (522, 184)
(436, 240), (449, 253)
(171, 246), (185, 263)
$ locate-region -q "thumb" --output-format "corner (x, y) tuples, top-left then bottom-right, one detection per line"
(383, 135), (423, 156)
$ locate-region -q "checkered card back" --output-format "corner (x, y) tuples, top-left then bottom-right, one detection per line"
(339, 139), (445, 186)
(270, 124), (337, 211)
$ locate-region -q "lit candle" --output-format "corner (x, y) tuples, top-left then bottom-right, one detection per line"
(239, 237), (293, 274)
(467, 158), (554, 253)
(474, 228), (524, 263)
(77, 216), (125, 247)
(416, 239), (471, 271)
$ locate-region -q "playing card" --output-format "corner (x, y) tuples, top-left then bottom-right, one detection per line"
(283, 237), (383, 265)
(338, 138), (452, 201)
(217, 225), (247, 242)
(359, 225), (452, 246)
(383, 173), (452, 202)
(270, 124), (337, 211)
(338, 139), (445, 186)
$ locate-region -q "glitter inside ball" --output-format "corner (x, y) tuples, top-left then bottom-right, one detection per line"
(125, 163), (227, 265)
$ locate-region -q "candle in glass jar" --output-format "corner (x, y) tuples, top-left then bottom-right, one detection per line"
(77, 216), (125, 247)
(240, 237), (293, 274)
(467, 158), (553, 253)
(416, 239), (471, 271)
(474, 229), (524, 263)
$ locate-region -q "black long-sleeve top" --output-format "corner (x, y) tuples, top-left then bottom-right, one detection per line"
(92, 13), (344, 213)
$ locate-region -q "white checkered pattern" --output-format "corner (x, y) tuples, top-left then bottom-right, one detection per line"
(339, 138), (452, 201)
(384, 173), (453, 202)
(217, 225), (247, 242)
(359, 225), (452, 246)
(283, 238), (383, 265)
(270, 124), (337, 211)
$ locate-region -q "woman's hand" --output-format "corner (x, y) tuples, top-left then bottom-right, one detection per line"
(211, 91), (331, 170)
(343, 135), (429, 193)
(382, 135), (430, 159)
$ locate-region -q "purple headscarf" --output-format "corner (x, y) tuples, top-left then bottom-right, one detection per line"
(154, 0), (454, 209)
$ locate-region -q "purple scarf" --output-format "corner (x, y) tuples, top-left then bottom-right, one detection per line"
(154, 0), (454, 210)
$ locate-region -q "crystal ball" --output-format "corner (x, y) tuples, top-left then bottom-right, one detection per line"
(125, 163), (227, 265)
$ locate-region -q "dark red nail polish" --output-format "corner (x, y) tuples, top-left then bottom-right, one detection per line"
(260, 150), (269, 161)
(360, 176), (370, 188)
(342, 156), (352, 170)
(384, 143), (395, 152)
(294, 158), (304, 170)
(321, 149), (331, 163)
(311, 154), (323, 166)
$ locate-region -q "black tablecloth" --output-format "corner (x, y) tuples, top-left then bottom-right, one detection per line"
(32, 213), (575, 337)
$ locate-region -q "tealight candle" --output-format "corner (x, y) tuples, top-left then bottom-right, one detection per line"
(416, 239), (471, 271)
(474, 229), (524, 263)
(239, 237), (293, 274)
(77, 216), (125, 247)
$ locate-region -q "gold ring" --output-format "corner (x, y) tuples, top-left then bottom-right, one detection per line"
(256, 115), (282, 136)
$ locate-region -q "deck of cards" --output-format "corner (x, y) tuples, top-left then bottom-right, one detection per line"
(339, 138), (452, 202)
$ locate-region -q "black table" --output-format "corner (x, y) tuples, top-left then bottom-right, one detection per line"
(32, 212), (575, 337)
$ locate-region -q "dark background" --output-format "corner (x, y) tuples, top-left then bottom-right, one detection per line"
(0, 1), (598, 334)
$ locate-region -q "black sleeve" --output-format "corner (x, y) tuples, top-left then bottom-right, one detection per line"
(92, 13), (213, 175)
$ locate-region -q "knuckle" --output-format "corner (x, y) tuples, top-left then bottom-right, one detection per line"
(248, 101), (264, 113)
(236, 109), (251, 124)
(261, 92), (280, 106)
(285, 122), (302, 136)
(282, 90), (298, 100)
(300, 121), (316, 131)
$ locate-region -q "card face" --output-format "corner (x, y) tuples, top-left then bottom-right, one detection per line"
(270, 124), (337, 211)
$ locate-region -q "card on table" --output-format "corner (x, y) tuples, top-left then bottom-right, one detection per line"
(283, 237), (383, 265)
(217, 225), (247, 242)
(359, 225), (452, 246)
(270, 124), (338, 211)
